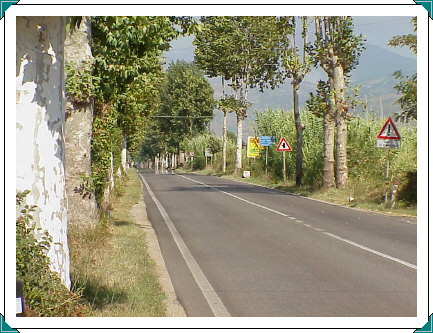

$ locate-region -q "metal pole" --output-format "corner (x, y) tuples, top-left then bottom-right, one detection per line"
(283, 151), (286, 182)
(384, 148), (390, 204)
(265, 146), (268, 177)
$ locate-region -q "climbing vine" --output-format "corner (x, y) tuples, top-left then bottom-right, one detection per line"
(65, 60), (96, 104)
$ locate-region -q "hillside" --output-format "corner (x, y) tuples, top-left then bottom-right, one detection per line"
(208, 43), (416, 138)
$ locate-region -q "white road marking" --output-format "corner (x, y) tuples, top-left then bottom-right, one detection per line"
(227, 176), (417, 225)
(139, 174), (231, 317)
(179, 174), (417, 271)
(179, 175), (289, 218)
(323, 232), (417, 270)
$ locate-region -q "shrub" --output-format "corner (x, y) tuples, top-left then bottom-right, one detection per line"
(16, 191), (91, 316)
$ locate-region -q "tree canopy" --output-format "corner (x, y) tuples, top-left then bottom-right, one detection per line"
(156, 61), (215, 150)
(388, 17), (417, 121)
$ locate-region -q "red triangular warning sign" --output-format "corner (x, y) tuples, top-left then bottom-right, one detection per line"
(376, 117), (401, 140)
(276, 137), (292, 151)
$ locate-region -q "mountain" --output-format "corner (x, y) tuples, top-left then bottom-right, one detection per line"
(208, 44), (416, 138)
(163, 40), (416, 138)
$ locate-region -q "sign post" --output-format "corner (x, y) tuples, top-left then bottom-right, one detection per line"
(189, 151), (194, 170)
(204, 148), (212, 168)
(276, 137), (292, 182)
(375, 117), (401, 206)
(259, 136), (275, 177)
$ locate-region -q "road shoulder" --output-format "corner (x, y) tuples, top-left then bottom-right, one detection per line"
(132, 175), (187, 317)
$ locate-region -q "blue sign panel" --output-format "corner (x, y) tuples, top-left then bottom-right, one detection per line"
(259, 136), (275, 147)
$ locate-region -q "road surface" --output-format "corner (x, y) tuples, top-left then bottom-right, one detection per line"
(138, 169), (416, 317)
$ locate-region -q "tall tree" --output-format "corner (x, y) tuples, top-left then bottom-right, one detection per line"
(64, 16), (98, 227)
(305, 80), (335, 188)
(157, 61), (215, 151)
(195, 16), (289, 174)
(194, 17), (234, 173)
(282, 17), (312, 186)
(91, 16), (194, 203)
(389, 17), (417, 121)
(252, 17), (313, 185)
(312, 16), (365, 189)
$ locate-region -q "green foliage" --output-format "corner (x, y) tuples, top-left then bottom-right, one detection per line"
(252, 109), (323, 183)
(194, 16), (292, 98)
(65, 61), (96, 104)
(305, 80), (331, 118)
(306, 80), (363, 119)
(181, 132), (222, 157)
(347, 117), (417, 204)
(312, 16), (366, 74)
(392, 71), (417, 121)
(217, 95), (251, 113)
(91, 103), (123, 204)
(388, 18), (417, 121)
(16, 191), (90, 316)
(200, 109), (415, 206)
(90, 16), (194, 202)
(66, 16), (83, 35)
(388, 17), (417, 54)
(156, 61), (215, 149)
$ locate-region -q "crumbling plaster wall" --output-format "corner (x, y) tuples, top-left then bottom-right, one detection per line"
(16, 16), (70, 288)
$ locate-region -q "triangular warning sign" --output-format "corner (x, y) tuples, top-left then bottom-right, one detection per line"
(377, 117), (401, 139)
(276, 137), (292, 151)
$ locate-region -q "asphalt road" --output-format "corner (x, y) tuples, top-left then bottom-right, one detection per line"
(138, 169), (417, 317)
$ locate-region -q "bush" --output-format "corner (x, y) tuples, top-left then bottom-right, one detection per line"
(16, 191), (91, 316)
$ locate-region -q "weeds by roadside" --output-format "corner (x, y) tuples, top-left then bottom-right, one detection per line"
(69, 169), (167, 316)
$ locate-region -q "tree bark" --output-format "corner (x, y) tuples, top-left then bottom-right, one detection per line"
(121, 135), (127, 171)
(222, 110), (227, 173)
(64, 16), (98, 228)
(235, 112), (243, 174)
(333, 65), (348, 189)
(322, 108), (336, 189)
(293, 81), (304, 186)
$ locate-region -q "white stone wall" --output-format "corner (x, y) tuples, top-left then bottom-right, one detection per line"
(16, 16), (70, 288)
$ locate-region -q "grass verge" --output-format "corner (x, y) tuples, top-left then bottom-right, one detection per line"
(69, 168), (167, 316)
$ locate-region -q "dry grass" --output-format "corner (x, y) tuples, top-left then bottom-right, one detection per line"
(69, 169), (167, 316)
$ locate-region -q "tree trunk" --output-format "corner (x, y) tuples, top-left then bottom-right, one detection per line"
(222, 110), (227, 173)
(322, 107), (336, 189)
(333, 65), (348, 189)
(235, 112), (243, 174)
(64, 16), (98, 228)
(293, 82), (304, 186)
(16, 16), (71, 288)
(121, 135), (127, 171)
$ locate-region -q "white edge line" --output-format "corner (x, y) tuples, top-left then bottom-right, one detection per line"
(180, 174), (417, 271)
(139, 174), (231, 317)
(322, 232), (417, 270)
(221, 175), (417, 224)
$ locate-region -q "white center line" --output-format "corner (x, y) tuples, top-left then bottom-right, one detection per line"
(179, 174), (417, 271)
(140, 174), (231, 317)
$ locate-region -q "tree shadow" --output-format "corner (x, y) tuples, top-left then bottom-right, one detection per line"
(73, 277), (128, 310)
(113, 220), (131, 227)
